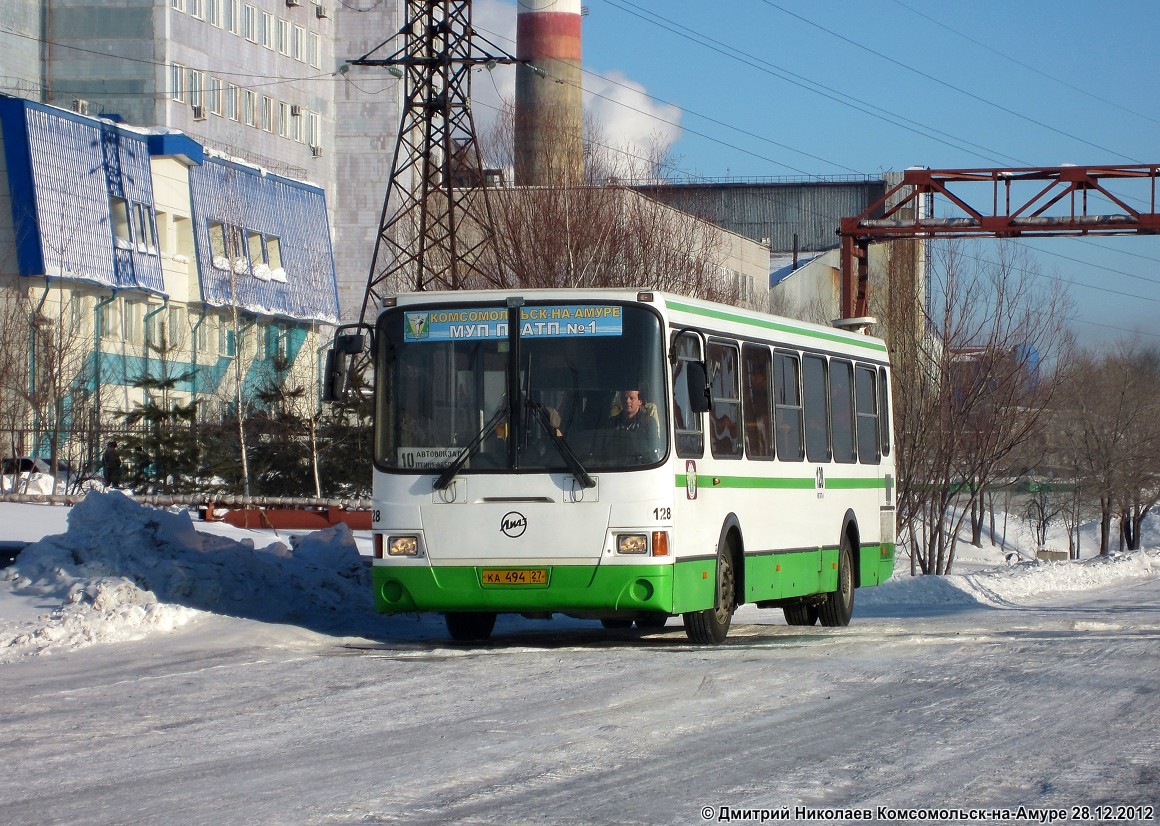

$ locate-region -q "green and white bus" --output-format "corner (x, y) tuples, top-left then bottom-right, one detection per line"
(358, 289), (895, 643)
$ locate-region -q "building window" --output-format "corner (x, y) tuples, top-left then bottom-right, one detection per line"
(308, 31), (321, 68)
(133, 202), (158, 253)
(243, 4), (257, 42)
(243, 89), (257, 127)
(110, 197), (131, 245)
(277, 19), (291, 55)
(307, 111), (320, 148)
(260, 11), (273, 48)
(188, 69), (204, 108)
(100, 300), (120, 342)
(292, 25), (306, 62)
(170, 63), (186, 102)
(168, 306), (187, 348)
(224, 0), (240, 34)
(277, 101), (290, 137)
(171, 0), (185, 12)
(208, 76), (223, 115)
(196, 316), (211, 354)
(174, 214), (194, 259)
(226, 83), (239, 121)
(266, 236), (282, 271)
(124, 299), (142, 343)
(189, 0), (205, 19)
(206, 0), (220, 26)
(260, 96), (274, 132)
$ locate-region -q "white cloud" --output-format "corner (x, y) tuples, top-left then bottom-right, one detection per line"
(469, 0), (684, 174)
(583, 70), (683, 172)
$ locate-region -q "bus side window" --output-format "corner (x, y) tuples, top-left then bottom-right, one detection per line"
(856, 364), (880, 464)
(673, 332), (704, 458)
(830, 358), (856, 463)
(774, 351), (804, 461)
(707, 340), (743, 459)
(742, 343), (774, 459)
(803, 354), (831, 462)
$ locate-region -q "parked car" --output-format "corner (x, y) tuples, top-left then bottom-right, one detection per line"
(1, 457), (55, 495)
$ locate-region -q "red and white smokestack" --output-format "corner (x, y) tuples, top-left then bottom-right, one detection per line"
(514, 0), (584, 186)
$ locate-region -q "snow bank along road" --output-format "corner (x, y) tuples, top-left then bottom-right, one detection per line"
(0, 494), (1158, 824)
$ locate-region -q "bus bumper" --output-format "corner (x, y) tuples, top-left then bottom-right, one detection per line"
(373, 562), (682, 615)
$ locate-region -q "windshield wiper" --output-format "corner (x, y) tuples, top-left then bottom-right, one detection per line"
(526, 401), (596, 489)
(433, 404), (508, 491)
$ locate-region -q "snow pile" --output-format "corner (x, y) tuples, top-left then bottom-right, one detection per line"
(957, 550), (1157, 605)
(2, 494), (1158, 662)
(0, 491), (374, 663)
(861, 548), (1159, 611)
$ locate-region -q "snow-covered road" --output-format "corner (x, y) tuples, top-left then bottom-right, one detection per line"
(3, 580), (1158, 825)
(1, 494), (1158, 825)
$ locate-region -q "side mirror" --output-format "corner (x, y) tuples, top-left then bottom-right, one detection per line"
(322, 326), (371, 403)
(322, 348), (346, 403)
(686, 361), (710, 414)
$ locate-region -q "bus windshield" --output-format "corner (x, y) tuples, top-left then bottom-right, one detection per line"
(375, 301), (669, 474)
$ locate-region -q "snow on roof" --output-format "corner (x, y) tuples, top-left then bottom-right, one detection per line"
(769, 250), (826, 288)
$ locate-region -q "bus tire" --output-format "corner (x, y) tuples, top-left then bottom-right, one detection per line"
(783, 603), (818, 626)
(445, 611), (497, 642)
(818, 537), (854, 627)
(683, 545), (736, 645)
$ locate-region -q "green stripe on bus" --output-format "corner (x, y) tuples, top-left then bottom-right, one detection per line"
(675, 474), (888, 491)
(676, 474), (815, 490)
(825, 477), (889, 490)
(665, 299), (889, 353)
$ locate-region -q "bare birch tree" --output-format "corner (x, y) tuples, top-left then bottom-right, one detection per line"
(881, 240), (1073, 575)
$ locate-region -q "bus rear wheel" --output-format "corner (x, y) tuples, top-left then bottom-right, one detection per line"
(683, 545), (736, 645)
(783, 603), (819, 626)
(818, 538), (854, 627)
(445, 611), (497, 642)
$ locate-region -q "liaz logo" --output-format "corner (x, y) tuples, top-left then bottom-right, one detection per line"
(501, 511), (527, 538)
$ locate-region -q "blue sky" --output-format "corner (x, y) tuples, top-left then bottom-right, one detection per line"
(472, 0), (1160, 350)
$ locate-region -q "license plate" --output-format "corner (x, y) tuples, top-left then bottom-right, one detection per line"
(481, 568), (549, 586)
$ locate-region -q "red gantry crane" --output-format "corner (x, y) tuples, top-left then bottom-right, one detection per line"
(839, 164), (1160, 319)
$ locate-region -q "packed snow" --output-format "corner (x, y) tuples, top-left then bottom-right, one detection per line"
(2, 492), (1159, 824)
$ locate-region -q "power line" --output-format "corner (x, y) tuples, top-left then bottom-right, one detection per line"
(889, 0), (1160, 129)
(602, 0), (1029, 168)
(755, 0), (1141, 163)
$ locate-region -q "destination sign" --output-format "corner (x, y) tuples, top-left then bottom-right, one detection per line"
(403, 305), (623, 342)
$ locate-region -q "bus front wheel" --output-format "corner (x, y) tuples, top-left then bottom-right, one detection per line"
(818, 537), (854, 627)
(683, 545), (736, 645)
(445, 611), (497, 642)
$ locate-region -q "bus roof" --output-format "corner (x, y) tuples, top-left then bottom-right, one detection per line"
(382, 288), (889, 357)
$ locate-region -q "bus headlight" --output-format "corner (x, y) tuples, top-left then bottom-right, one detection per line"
(617, 534), (648, 555)
(388, 535), (420, 557)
